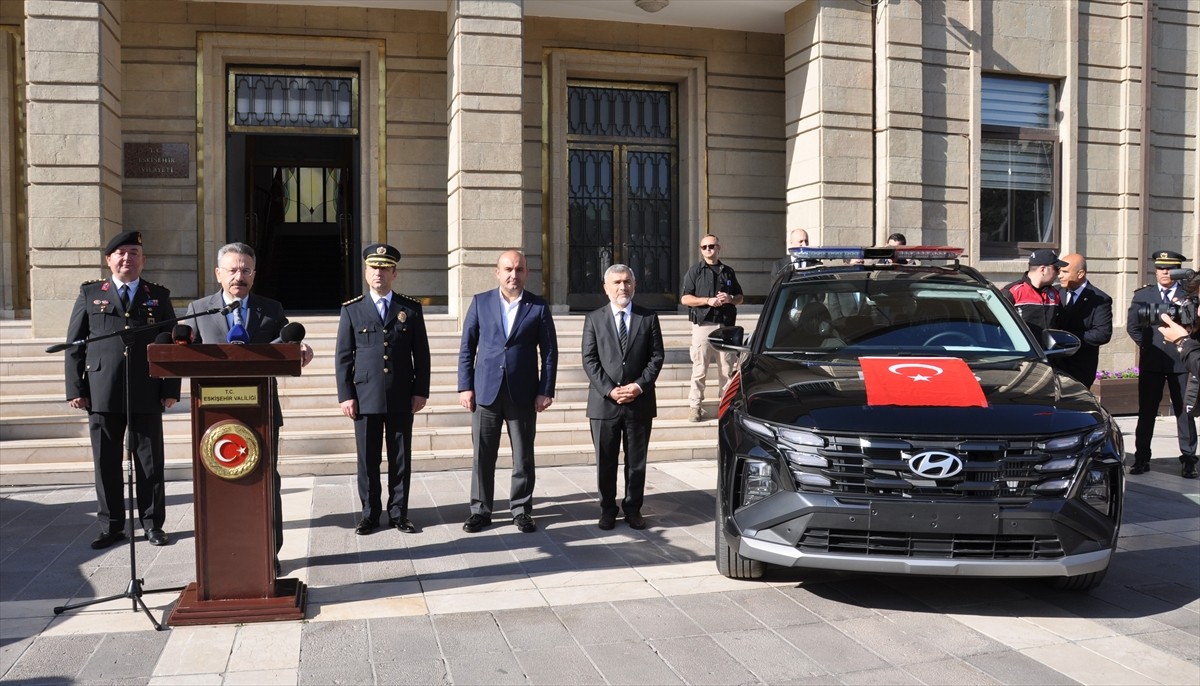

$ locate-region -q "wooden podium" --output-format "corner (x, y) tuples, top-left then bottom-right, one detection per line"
(149, 343), (307, 625)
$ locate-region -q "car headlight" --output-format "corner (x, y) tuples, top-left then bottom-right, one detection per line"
(1079, 468), (1115, 517)
(740, 459), (778, 507)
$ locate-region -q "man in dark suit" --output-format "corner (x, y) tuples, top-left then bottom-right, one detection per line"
(1055, 253), (1113, 388)
(336, 243), (431, 535)
(1126, 249), (1197, 475)
(581, 265), (664, 530)
(458, 249), (558, 534)
(185, 242), (313, 565)
(65, 230), (180, 549)
(770, 228), (811, 279)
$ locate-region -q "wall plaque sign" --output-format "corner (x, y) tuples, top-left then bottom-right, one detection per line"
(124, 142), (189, 179)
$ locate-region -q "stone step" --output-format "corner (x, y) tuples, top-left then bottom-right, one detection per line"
(0, 396), (710, 441)
(0, 437), (720, 487)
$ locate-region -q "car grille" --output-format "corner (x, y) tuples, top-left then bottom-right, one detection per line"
(798, 528), (1065, 559)
(797, 434), (1074, 500)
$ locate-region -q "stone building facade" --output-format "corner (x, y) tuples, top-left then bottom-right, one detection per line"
(1, 0), (1197, 376)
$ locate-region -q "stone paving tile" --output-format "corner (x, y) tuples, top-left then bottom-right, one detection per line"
(220, 668), (299, 685)
(581, 639), (685, 685)
(2, 633), (97, 682)
(903, 658), (1004, 685)
(228, 622), (302, 672)
(431, 611), (510, 656)
(493, 605), (575, 650)
(650, 634), (761, 685)
(374, 658), (450, 685)
(366, 615), (440, 662)
(611, 595), (705, 639)
(555, 601), (641, 645)
(443, 650), (527, 685)
(710, 627), (826, 683)
(513, 645), (607, 685)
(1021, 642), (1157, 685)
(963, 650), (1080, 685)
(670, 591), (763, 633)
(840, 666), (924, 685)
(299, 619), (371, 668)
(723, 587), (823, 627)
(299, 663), (376, 685)
(77, 630), (173, 682)
(154, 624), (237, 676)
(773, 623), (889, 675)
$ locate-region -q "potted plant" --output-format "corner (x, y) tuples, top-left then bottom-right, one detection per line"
(1090, 367), (1171, 416)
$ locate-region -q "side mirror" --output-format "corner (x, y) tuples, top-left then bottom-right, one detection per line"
(1042, 329), (1081, 358)
(708, 326), (749, 354)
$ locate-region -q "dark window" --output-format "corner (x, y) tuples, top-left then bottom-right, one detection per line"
(980, 77), (1059, 258)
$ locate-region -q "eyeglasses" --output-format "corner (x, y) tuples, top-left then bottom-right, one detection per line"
(700, 244), (719, 250)
(219, 267), (255, 276)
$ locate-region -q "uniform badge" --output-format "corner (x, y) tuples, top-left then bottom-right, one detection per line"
(100, 282), (110, 292)
(145, 299), (158, 307)
(95, 299), (109, 313)
(398, 311), (407, 323)
(376, 245), (387, 255)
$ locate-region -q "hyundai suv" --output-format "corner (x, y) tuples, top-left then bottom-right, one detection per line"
(710, 246), (1124, 590)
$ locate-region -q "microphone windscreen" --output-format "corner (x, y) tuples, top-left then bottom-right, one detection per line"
(282, 322), (305, 343)
(227, 323), (250, 344)
(153, 331), (173, 344)
(172, 324), (193, 344)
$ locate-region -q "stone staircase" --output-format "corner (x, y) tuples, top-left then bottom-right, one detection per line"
(0, 314), (725, 486)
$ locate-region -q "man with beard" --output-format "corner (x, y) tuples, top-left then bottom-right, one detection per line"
(581, 264), (664, 530)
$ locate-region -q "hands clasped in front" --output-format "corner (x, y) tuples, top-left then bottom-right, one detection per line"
(608, 383), (642, 405)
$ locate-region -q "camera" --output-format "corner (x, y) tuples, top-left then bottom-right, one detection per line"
(1132, 268), (1200, 329)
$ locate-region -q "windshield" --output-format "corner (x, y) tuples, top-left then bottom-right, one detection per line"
(761, 276), (1034, 358)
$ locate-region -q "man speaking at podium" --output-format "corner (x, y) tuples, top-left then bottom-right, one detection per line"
(185, 242), (313, 568)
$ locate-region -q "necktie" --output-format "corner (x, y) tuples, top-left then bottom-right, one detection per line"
(1064, 291), (1074, 308)
(379, 298), (388, 322)
(617, 311), (628, 354)
(119, 284), (130, 309)
(1163, 289), (1172, 304)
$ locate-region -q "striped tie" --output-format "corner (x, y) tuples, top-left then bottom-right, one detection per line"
(617, 311), (628, 354)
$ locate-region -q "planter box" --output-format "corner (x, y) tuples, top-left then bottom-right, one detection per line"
(1092, 377), (1171, 416)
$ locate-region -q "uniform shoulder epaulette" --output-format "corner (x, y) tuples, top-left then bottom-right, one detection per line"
(342, 294), (365, 306)
(82, 278), (104, 286)
(395, 293), (420, 306)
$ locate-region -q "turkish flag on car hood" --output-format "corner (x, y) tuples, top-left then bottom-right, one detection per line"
(859, 357), (987, 408)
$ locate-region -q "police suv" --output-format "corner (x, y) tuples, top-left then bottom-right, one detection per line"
(709, 246), (1123, 590)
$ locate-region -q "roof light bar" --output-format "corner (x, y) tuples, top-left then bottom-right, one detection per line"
(786, 245), (964, 263)
(891, 246), (964, 260)
(788, 247), (865, 261)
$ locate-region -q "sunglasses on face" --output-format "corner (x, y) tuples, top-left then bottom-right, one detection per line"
(700, 244), (719, 250)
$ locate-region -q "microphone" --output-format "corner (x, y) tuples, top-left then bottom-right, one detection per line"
(271, 322), (306, 344)
(153, 332), (173, 345)
(227, 323), (250, 344)
(172, 324), (193, 345)
(220, 299), (242, 315)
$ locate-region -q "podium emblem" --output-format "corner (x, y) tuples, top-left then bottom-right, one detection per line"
(199, 422), (261, 480)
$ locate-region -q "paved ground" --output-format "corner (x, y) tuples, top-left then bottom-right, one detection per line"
(1, 416), (1197, 685)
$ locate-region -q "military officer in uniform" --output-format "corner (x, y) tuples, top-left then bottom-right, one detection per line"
(336, 243), (431, 534)
(1127, 249), (1198, 474)
(64, 231), (180, 549)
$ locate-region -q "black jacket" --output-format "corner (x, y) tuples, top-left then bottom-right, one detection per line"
(1055, 282), (1113, 387)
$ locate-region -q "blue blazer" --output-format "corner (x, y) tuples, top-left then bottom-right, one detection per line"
(457, 289), (558, 407)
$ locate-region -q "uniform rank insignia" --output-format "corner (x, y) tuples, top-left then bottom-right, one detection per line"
(398, 311), (407, 323)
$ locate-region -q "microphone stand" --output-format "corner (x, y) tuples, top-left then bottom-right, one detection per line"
(47, 304), (230, 630)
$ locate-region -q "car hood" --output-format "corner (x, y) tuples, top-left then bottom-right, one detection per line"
(738, 355), (1104, 435)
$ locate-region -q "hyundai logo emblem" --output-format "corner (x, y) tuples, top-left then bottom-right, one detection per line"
(909, 451), (963, 478)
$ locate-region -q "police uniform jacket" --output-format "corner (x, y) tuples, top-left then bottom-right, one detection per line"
(1127, 283), (1188, 375)
(336, 293), (431, 415)
(64, 278), (180, 413)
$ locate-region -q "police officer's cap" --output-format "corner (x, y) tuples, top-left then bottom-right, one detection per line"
(363, 243), (401, 268)
(104, 231), (143, 256)
(1028, 248), (1067, 268)
(1153, 250), (1187, 268)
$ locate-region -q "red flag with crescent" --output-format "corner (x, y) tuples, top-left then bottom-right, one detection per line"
(859, 357), (987, 408)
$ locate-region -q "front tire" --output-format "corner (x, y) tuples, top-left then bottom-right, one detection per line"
(1050, 568), (1108, 591)
(714, 496), (765, 579)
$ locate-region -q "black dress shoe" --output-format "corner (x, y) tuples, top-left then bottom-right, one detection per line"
(513, 513), (537, 533)
(1129, 463), (1150, 475)
(598, 512), (617, 530)
(393, 517), (417, 533)
(624, 512), (647, 530)
(147, 528), (169, 546)
(1184, 466), (1198, 479)
(90, 530), (125, 550)
(463, 513), (491, 533)
(355, 518), (379, 535)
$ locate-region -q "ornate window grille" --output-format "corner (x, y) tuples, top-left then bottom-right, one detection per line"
(228, 69), (358, 134)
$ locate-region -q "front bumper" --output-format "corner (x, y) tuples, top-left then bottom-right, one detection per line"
(730, 491), (1117, 578)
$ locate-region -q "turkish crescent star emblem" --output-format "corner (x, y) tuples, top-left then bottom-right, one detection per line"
(199, 421), (261, 480)
(888, 362), (944, 382)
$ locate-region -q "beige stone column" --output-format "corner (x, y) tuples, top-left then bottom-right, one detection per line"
(783, 0), (874, 246)
(446, 0), (524, 323)
(25, 0), (122, 336)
